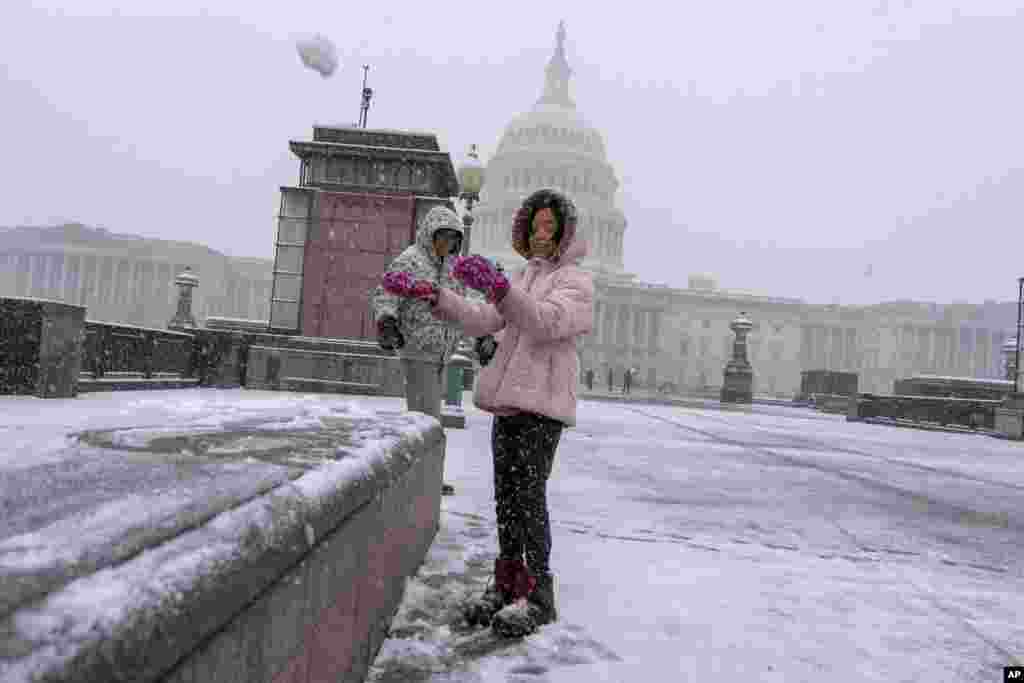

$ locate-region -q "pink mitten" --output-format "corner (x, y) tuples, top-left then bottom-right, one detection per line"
(452, 256), (510, 303)
(382, 272), (437, 301)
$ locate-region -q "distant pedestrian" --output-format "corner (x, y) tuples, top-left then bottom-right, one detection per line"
(585, 368), (594, 391)
(623, 368), (632, 395)
(607, 367), (614, 393)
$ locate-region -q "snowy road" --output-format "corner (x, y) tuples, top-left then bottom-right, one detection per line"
(371, 398), (1024, 682)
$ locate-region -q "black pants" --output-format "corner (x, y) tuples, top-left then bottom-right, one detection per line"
(492, 412), (564, 575)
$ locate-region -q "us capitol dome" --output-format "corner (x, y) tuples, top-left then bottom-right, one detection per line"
(472, 21), (632, 281)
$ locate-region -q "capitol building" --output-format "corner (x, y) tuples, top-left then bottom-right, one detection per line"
(0, 22), (1016, 397)
(473, 23), (1015, 396)
(0, 223), (272, 331)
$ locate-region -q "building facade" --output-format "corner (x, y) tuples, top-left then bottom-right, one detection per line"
(0, 223), (272, 330)
(473, 23), (1013, 396)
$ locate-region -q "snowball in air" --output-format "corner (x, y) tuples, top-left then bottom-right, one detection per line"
(296, 34), (338, 78)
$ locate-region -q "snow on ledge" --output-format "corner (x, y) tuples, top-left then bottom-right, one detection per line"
(0, 402), (443, 682)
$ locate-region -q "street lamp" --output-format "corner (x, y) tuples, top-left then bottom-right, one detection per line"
(1016, 277), (1023, 393)
(456, 144), (485, 256)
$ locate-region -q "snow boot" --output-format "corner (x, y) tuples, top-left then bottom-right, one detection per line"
(463, 558), (524, 627)
(491, 571), (557, 638)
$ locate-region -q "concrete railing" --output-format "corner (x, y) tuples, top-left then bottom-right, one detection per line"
(0, 407), (445, 683)
(245, 334), (404, 398)
(847, 393), (1000, 430)
(0, 296), (85, 398)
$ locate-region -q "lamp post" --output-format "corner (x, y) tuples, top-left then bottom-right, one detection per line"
(441, 145), (487, 426)
(721, 312), (754, 404)
(1016, 277), (1024, 394)
(168, 267), (199, 331)
(1002, 336), (1017, 382)
(457, 144), (485, 256)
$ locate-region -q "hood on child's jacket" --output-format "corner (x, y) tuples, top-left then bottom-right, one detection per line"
(371, 204), (466, 364)
(416, 205), (464, 262)
(510, 189), (586, 265)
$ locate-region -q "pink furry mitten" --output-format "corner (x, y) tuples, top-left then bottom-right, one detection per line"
(451, 256), (510, 303)
(381, 272), (438, 301)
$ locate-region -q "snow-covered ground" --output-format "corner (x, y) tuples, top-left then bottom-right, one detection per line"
(370, 398), (1024, 682)
(2, 390), (1021, 681)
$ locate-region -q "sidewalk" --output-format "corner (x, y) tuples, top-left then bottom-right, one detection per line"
(579, 387), (797, 409)
(367, 399), (1024, 682)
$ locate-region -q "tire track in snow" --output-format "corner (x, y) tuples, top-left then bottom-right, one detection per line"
(624, 405), (1024, 539)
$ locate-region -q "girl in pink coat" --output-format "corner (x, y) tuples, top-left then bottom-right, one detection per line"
(380, 188), (594, 637)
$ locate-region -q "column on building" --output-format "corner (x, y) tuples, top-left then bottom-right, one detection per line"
(133, 260), (145, 311)
(101, 256), (114, 307)
(799, 325), (812, 369)
(22, 254), (32, 295)
(976, 329), (989, 378)
(942, 328), (953, 373)
(44, 254), (58, 298)
(83, 254), (98, 308)
(108, 259), (121, 308)
(27, 254), (40, 296)
(0, 254), (13, 295)
(247, 279), (258, 319)
(819, 325), (827, 368)
(64, 254), (80, 304)
(615, 304), (626, 346)
(38, 254), (51, 298)
(134, 258), (145, 310)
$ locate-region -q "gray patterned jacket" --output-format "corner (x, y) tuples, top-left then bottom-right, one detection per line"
(371, 206), (468, 364)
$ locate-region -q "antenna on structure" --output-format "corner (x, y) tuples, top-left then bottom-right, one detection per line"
(358, 65), (373, 128)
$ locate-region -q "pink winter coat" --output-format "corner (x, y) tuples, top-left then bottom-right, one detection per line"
(433, 194), (594, 426)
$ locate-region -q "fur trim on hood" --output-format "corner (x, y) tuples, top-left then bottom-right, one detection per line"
(511, 188), (587, 265)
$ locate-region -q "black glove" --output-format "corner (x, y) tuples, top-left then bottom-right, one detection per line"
(377, 316), (405, 351)
(474, 335), (498, 366)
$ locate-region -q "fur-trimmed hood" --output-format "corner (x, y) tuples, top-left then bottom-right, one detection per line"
(511, 189), (587, 265)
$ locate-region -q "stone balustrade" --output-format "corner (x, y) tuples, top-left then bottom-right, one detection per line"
(847, 393), (1000, 431)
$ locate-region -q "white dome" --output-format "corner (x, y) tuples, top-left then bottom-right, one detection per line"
(498, 103), (607, 162)
(472, 22), (627, 278)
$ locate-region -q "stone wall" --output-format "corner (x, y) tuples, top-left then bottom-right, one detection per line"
(164, 424), (444, 683)
(246, 333), (404, 397)
(1, 407), (445, 683)
(0, 296), (85, 398)
(0, 302), (406, 399)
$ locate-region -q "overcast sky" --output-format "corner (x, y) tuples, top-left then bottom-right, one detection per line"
(2, 1), (1022, 305)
